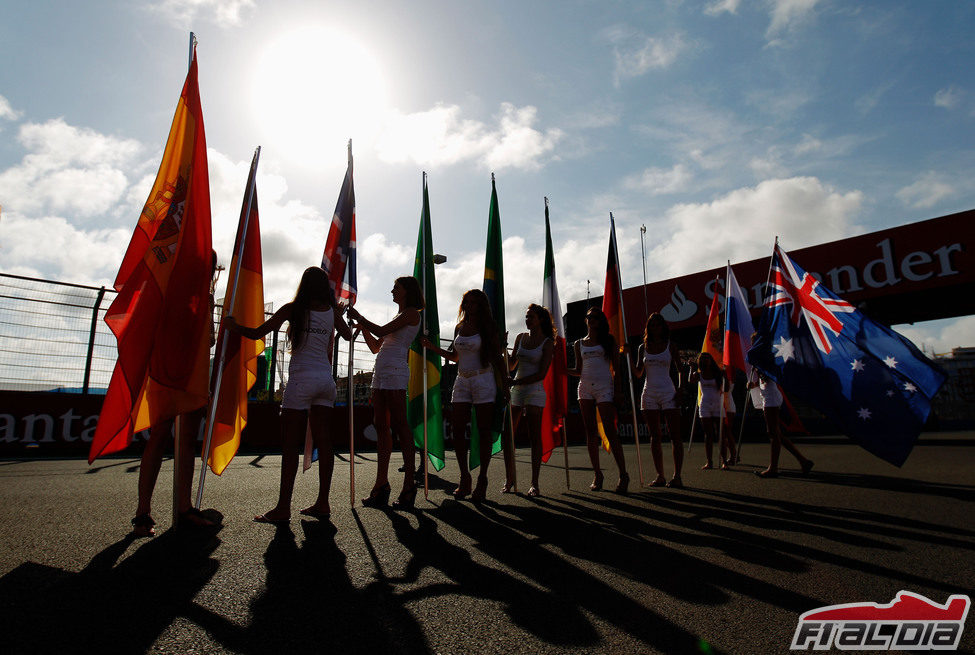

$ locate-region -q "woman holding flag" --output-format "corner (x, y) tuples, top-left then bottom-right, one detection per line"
(226, 266), (352, 522)
(348, 276), (423, 509)
(689, 352), (736, 470)
(506, 303), (555, 497)
(570, 307), (629, 494)
(631, 312), (685, 488)
(422, 289), (507, 503)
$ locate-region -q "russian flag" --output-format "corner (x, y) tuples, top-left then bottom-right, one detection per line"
(722, 262), (753, 380)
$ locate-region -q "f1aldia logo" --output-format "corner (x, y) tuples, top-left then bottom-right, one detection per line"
(791, 590), (970, 650)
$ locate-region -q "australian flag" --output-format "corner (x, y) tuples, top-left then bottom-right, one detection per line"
(747, 244), (946, 466)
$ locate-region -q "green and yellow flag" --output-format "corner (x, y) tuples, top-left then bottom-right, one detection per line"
(407, 174), (445, 470)
(470, 174), (505, 469)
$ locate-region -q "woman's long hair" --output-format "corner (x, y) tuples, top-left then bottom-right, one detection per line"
(643, 312), (670, 349)
(586, 307), (616, 360)
(697, 352), (719, 378)
(458, 289), (500, 367)
(528, 303), (556, 341)
(396, 276), (424, 310)
(287, 267), (336, 351)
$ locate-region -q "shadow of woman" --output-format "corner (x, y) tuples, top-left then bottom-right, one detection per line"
(2, 527), (222, 654)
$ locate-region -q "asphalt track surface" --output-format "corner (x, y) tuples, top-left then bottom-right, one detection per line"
(1, 434), (973, 655)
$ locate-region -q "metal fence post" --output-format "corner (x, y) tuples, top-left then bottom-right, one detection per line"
(83, 287), (107, 394)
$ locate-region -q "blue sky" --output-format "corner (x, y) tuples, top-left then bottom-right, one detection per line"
(1, 0), (973, 352)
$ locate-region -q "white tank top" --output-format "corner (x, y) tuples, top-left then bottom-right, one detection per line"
(579, 342), (612, 383)
(699, 377), (720, 404)
(376, 317), (420, 373)
(454, 332), (484, 373)
(514, 337), (548, 381)
(289, 308), (333, 376)
(643, 342), (673, 390)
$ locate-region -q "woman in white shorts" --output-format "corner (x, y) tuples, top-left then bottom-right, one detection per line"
(630, 313), (684, 488)
(569, 307), (629, 494)
(689, 352), (736, 470)
(348, 276), (423, 509)
(506, 304), (555, 497)
(747, 370), (813, 478)
(227, 266), (352, 523)
(422, 289), (507, 503)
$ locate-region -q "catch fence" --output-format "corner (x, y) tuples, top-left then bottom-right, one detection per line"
(0, 272), (379, 402)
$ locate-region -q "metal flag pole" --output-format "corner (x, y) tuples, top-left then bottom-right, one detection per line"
(610, 213), (645, 487)
(173, 30), (198, 526)
(196, 146), (261, 509)
(503, 349), (518, 493)
(639, 224), (649, 321)
(561, 422), (571, 490)
(344, 139), (357, 508)
(421, 172), (430, 501)
(737, 245), (778, 459)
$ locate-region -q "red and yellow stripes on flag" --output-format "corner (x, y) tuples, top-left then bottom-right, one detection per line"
(594, 216), (626, 453)
(540, 198), (566, 462)
(701, 280), (723, 365)
(89, 52), (212, 462)
(207, 150), (265, 475)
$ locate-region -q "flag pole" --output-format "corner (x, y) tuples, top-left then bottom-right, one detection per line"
(422, 172), (430, 501)
(348, 331), (356, 507)
(737, 244), (778, 459)
(546, 196), (571, 491)
(611, 213), (645, 486)
(196, 146), (261, 510)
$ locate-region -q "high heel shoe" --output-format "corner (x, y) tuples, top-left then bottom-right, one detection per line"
(362, 483), (391, 508)
(392, 485), (418, 510)
(590, 472), (604, 491)
(471, 477), (488, 503)
(615, 472), (630, 494)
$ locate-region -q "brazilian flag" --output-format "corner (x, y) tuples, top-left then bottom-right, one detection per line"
(407, 174), (445, 470)
(470, 174), (506, 469)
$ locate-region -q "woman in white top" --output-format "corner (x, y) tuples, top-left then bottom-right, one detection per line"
(630, 313), (685, 488)
(688, 352), (736, 470)
(569, 307), (629, 494)
(227, 266), (352, 523)
(422, 289), (508, 503)
(747, 370), (813, 478)
(505, 303), (555, 497)
(348, 276), (423, 509)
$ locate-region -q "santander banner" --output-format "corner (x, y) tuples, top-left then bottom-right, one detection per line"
(573, 209), (974, 338)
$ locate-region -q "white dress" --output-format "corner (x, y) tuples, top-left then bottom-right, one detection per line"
(282, 308), (336, 410)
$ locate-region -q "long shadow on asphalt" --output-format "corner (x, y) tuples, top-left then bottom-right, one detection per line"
(185, 518), (431, 654)
(1, 527), (221, 654)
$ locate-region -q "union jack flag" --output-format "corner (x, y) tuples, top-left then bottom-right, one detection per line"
(748, 243), (945, 466)
(321, 141), (357, 307)
(767, 244), (854, 355)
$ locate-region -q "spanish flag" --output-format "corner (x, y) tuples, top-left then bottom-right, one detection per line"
(207, 148), (265, 475)
(701, 278), (723, 366)
(89, 49), (212, 462)
(602, 215), (625, 352)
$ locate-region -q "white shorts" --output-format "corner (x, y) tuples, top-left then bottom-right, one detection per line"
(511, 381), (546, 408)
(281, 374), (336, 410)
(452, 369), (497, 405)
(698, 398), (722, 418)
(578, 378), (614, 403)
(372, 364), (408, 391)
(759, 383), (783, 408)
(641, 387), (676, 411)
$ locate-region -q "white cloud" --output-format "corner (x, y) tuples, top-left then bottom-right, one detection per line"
(895, 172), (955, 209)
(0, 119), (142, 219)
(624, 164), (693, 195)
(605, 28), (688, 85)
(0, 94), (21, 122)
(649, 177), (863, 277)
(934, 86), (963, 110)
(360, 232), (412, 269)
(144, 0), (255, 28)
(855, 82), (895, 115)
(895, 317), (975, 356)
(766, 0), (821, 40)
(375, 102), (563, 171)
(704, 0), (742, 16)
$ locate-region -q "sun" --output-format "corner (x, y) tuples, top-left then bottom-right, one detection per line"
(251, 26), (389, 166)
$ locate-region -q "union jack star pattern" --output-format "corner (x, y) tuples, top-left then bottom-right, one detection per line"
(748, 244), (946, 466)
